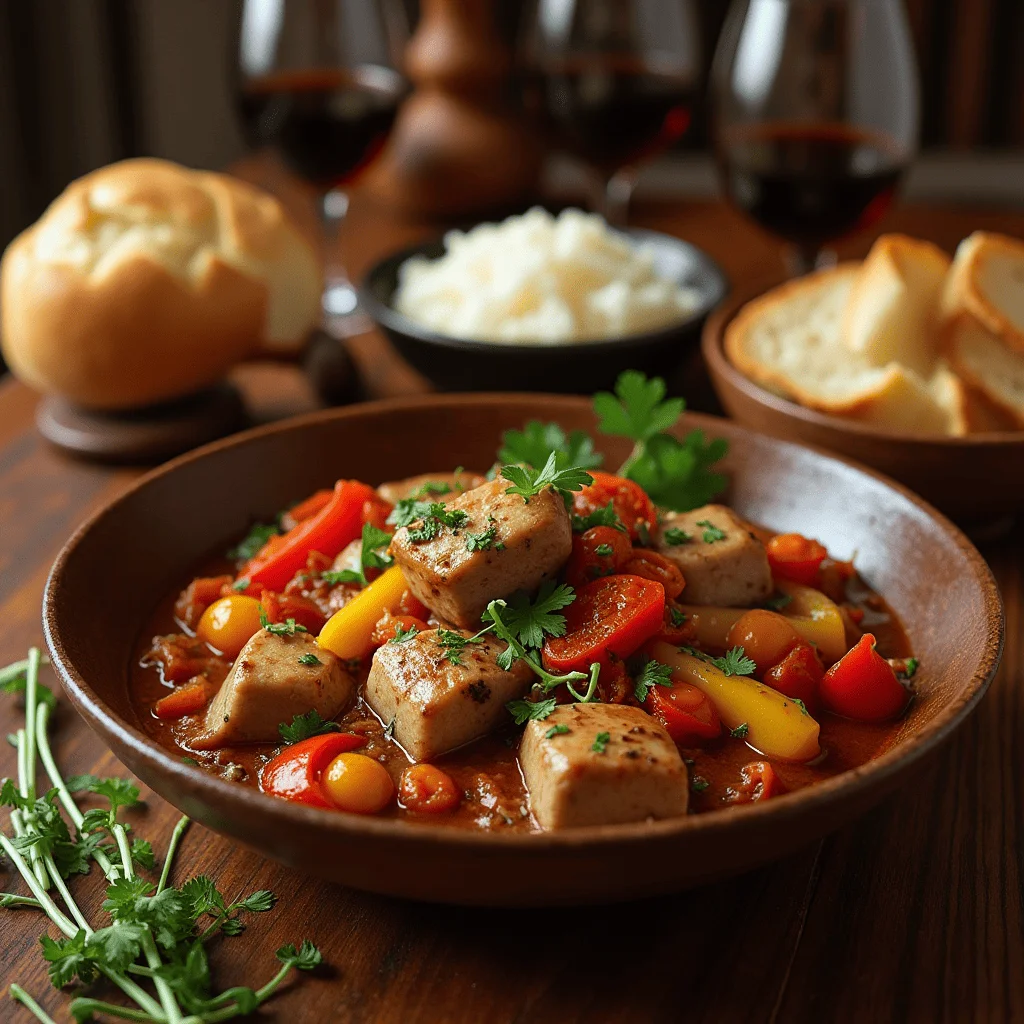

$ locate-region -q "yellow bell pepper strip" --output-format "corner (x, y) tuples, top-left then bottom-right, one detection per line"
(649, 642), (821, 762)
(317, 565), (410, 660)
(775, 581), (847, 664)
(677, 605), (745, 648)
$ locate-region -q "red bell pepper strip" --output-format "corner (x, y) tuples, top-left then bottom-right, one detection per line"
(260, 732), (366, 809)
(643, 679), (721, 743)
(543, 574), (665, 673)
(766, 533), (829, 585)
(819, 633), (912, 721)
(242, 480), (379, 592)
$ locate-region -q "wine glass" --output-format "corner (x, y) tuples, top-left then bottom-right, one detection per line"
(236, 0), (409, 336)
(524, 0), (701, 225)
(711, 0), (920, 275)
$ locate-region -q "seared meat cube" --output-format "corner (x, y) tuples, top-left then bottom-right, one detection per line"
(193, 630), (354, 749)
(655, 504), (772, 607)
(520, 703), (688, 829)
(390, 478), (572, 628)
(377, 470), (485, 506)
(365, 628), (532, 761)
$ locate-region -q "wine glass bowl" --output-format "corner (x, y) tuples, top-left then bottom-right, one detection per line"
(524, 0), (701, 224)
(711, 0), (920, 273)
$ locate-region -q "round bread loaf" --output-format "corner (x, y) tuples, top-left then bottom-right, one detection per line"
(1, 158), (322, 409)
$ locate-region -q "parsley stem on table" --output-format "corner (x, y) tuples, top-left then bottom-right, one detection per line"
(8, 984), (57, 1024)
(157, 815), (190, 895)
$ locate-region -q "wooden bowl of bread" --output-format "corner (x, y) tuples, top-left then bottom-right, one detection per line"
(703, 232), (1024, 530)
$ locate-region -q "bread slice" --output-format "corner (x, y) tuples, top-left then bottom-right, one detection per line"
(726, 264), (967, 435)
(841, 234), (950, 374)
(944, 313), (1024, 428)
(941, 232), (1024, 354)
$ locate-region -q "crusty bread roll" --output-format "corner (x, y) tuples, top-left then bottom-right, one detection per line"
(1, 158), (322, 410)
(725, 263), (967, 435)
(941, 232), (1024, 354)
(841, 234), (950, 375)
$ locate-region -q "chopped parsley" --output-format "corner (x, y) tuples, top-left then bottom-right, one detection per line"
(594, 543), (614, 557)
(730, 723), (749, 739)
(668, 606), (688, 628)
(435, 627), (489, 666)
(571, 501), (626, 534)
(690, 776), (710, 792)
(764, 592), (793, 611)
(321, 522), (394, 587)
(227, 522), (278, 562)
(898, 657), (920, 680)
(696, 520), (726, 543)
(181, 755), (200, 767)
(591, 731), (610, 754)
(389, 622), (420, 644)
(404, 503), (469, 543)
(680, 645), (756, 677)
(793, 698), (809, 716)
(506, 697), (557, 724)
(545, 723), (570, 739)
(279, 710), (339, 744)
(297, 653), (321, 666)
(499, 420), (604, 472)
(231, 577), (250, 592)
(633, 658), (674, 702)
(663, 527), (691, 546)
(501, 453), (593, 505)
(465, 525), (501, 552)
(260, 611), (309, 637)
(409, 480), (453, 499)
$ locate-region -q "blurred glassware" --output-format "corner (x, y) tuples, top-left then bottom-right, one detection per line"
(236, 0), (409, 336)
(524, 0), (701, 225)
(712, 0), (919, 275)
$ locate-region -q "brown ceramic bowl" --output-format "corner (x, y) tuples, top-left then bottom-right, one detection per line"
(43, 396), (1002, 906)
(702, 276), (1024, 534)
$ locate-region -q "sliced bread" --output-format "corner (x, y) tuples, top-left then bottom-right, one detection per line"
(841, 234), (950, 374)
(941, 232), (1024, 354)
(944, 313), (1024, 428)
(846, 361), (967, 436)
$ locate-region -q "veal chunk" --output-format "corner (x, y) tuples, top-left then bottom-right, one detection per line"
(192, 631), (354, 749)
(390, 478), (572, 628)
(365, 628), (532, 761)
(520, 703), (689, 829)
(655, 504), (772, 607)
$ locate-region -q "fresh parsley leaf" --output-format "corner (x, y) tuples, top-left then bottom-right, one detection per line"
(404, 503), (469, 543)
(278, 710), (340, 745)
(593, 370), (685, 442)
(764, 593), (793, 611)
(320, 569), (363, 586)
(86, 778), (142, 812)
(545, 723), (570, 738)
(181, 756), (200, 767)
(435, 628), (487, 666)
(298, 653), (321, 666)
(669, 606), (687, 628)
(591, 731), (610, 754)
(465, 526), (499, 552)
(228, 522), (278, 562)
(594, 543), (614, 557)
(389, 623), (419, 644)
(0, 671), (57, 710)
(571, 501), (626, 533)
(499, 420), (604, 471)
(238, 890), (277, 913)
(483, 580), (576, 650)
(663, 527), (691, 545)
(131, 839), (155, 869)
(500, 453), (593, 504)
(696, 520), (726, 543)
(231, 577), (250, 592)
(633, 658), (674, 702)
(409, 479), (453, 499)
(277, 940), (322, 971)
(714, 647), (757, 677)
(900, 657), (920, 680)
(793, 698), (809, 716)
(691, 776), (710, 792)
(506, 697), (557, 725)
(730, 723), (749, 739)
(41, 929), (102, 987)
(322, 523), (393, 587)
(260, 611), (309, 636)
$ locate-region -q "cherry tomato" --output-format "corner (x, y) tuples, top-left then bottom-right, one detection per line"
(819, 633), (911, 722)
(362, 497), (394, 533)
(723, 761), (784, 804)
(260, 592), (327, 635)
(564, 526), (632, 589)
(322, 753), (395, 814)
(543, 574), (665, 673)
(572, 472), (657, 540)
(196, 595), (264, 659)
(621, 548), (685, 600)
(399, 764), (461, 813)
(766, 533), (829, 585)
(764, 643), (824, 713)
(370, 612), (430, 647)
(260, 733), (366, 808)
(644, 679), (722, 743)
(726, 609), (802, 676)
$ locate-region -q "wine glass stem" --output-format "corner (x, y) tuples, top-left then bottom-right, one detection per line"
(320, 189), (359, 319)
(589, 170), (637, 227)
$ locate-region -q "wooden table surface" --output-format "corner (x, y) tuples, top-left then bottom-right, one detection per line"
(2, 192), (1024, 1023)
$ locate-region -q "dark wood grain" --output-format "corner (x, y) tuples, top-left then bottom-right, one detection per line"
(2, 198), (1023, 1022)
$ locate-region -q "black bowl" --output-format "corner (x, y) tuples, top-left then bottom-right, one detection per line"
(359, 228), (728, 393)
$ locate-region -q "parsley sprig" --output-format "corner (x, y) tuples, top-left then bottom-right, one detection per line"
(632, 658), (675, 702)
(322, 522), (394, 587)
(680, 645), (757, 677)
(1, 649), (322, 1024)
(227, 522), (278, 563)
(500, 453), (593, 505)
(435, 627), (490, 666)
(390, 501), (469, 543)
(278, 709), (339, 744)
(259, 611), (308, 637)
(571, 501), (626, 534)
(499, 421), (603, 472)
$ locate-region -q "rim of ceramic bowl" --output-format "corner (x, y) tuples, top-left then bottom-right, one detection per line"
(43, 393), (1004, 851)
(702, 275), (1024, 447)
(358, 229), (729, 356)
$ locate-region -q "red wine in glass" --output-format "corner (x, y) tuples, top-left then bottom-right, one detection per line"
(239, 66), (405, 188)
(538, 56), (692, 176)
(716, 122), (909, 260)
